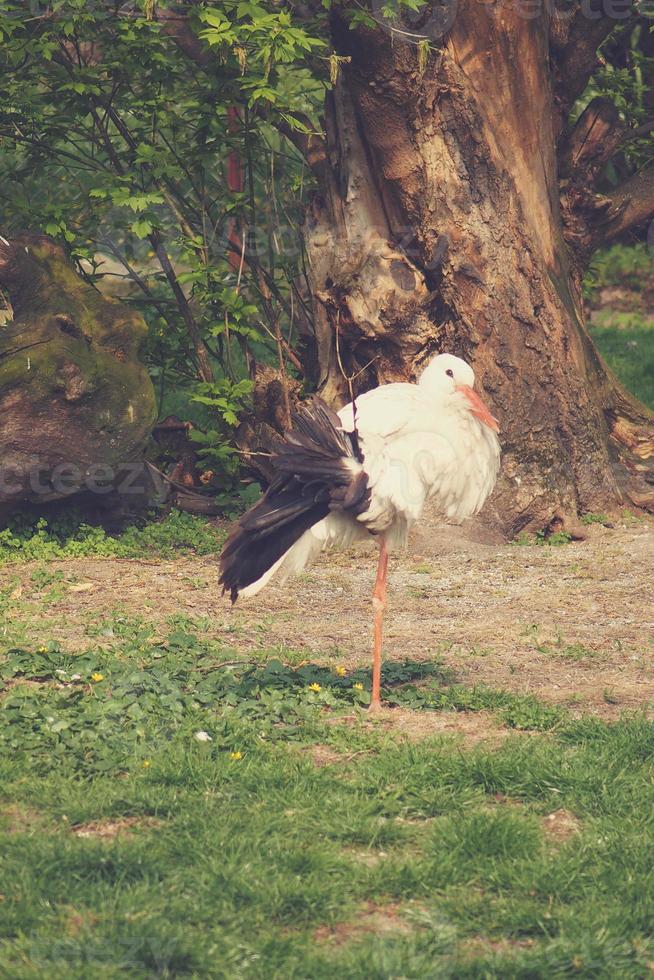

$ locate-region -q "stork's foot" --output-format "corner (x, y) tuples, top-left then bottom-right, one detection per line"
(367, 697), (384, 715)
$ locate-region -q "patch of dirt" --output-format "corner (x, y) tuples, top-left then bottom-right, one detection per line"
(1, 517), (653, 720)
(313, 901), (412, 945)
(352, 707), (511, 745)
(70, 816), (161, 839)
(542, 808), (581, 842)
(325, 707), (513, 746)
(305, 744), (348, 768)
(490, 793), (525, 807)
(0, 678), (49, 700)
(0, 803), (45, 833)
(63, 906), (99, 935)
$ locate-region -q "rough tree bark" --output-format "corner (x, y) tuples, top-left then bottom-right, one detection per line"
(0, 234), (157, 512)
(163, 3), (654, 533)
(298, 3), (654, 535)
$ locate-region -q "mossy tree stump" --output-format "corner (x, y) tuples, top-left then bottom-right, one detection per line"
(0, 233), (157, 514)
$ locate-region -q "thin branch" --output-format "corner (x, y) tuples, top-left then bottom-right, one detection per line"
(96, 235), (175, 326)
(271, 112), (328, 180)
(149, 228), (214, 382)
(256, 318), (303, 372)
(196, 659), (265, 673)
(1, 127), (108, 173)
(626, 118), (654, 141)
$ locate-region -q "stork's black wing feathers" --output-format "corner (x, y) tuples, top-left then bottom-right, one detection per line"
(219, 398), (369, 602)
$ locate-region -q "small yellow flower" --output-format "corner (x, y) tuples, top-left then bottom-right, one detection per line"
(90, 672), (104, 682)
(308, 683), (321, 693)
(353, 682), (364, 691)
(230, 751), (243, 760)
(142, 759), (151, 769)
(335, 666), (347, 677)
(37, 646), (48, 654)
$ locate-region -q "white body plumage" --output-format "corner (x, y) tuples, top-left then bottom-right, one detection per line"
(238, 354), (501, 597)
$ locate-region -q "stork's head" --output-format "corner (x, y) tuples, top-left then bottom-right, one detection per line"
(418, 353), (499, 432)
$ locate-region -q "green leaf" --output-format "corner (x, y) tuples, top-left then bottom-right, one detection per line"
(131, 218), (153, 238)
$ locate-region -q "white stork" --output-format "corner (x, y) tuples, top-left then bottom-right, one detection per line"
(219, 353), (500, 710)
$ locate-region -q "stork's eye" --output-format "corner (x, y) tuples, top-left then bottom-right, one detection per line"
(446, 368), (454, 378)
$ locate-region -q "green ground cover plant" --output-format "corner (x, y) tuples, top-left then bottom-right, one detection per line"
(0, 510), (224, 564)
(1, 615), (653, 979)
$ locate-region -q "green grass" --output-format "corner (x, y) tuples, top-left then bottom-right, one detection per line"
(511, 530), (573, 547)
(581, 512), (609, 526)
(584, 243), (654, 411)
(590, 318), (654, 410)
(0, 509), (224, 565)
(585, 243), (654, 292)
(1, 617), (654, 978)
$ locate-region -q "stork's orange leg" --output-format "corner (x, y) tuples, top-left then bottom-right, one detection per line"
(370, 538), (389, 712)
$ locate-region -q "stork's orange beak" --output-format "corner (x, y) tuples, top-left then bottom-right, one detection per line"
(456, 385), (500, 432)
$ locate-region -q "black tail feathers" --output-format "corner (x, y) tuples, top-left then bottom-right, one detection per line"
(219, 398), (369, 602)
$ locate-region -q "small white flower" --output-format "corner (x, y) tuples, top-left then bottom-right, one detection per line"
(70, 673), (82, 681)
(194, 730), (213, 742)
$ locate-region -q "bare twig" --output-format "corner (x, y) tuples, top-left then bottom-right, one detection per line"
(196, 660), (265, 673)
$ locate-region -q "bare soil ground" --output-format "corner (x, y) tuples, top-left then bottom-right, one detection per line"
(2, 514), (652, 719)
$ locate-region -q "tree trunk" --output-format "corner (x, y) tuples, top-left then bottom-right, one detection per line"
(0, 234), (157, 515)
(303, 5), (654, 535)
